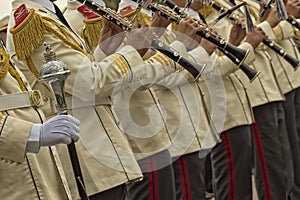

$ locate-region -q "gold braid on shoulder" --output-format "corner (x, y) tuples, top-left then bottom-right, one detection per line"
(10, 8), (94, 78)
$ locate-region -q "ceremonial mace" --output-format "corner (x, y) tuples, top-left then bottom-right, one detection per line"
(39, 43), (89, 200)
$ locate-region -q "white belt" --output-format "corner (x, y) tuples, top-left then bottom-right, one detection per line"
(0, 90), (43, 112)
(65, 96), (111, 109)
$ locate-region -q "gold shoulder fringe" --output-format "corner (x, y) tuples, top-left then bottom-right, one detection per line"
(10, 9), (45, 61)
(82, 16), (103, 48)
(0, 49), (10, 83)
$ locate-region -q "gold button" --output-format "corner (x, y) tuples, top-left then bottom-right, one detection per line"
(43, 96), (49, 102)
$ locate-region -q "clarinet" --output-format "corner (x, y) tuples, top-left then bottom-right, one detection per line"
(152, 0), (250, 66)
(76, 0), (206, 80)
(210, 0), (300, 70)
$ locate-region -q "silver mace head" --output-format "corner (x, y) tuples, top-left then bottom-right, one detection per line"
(39, 42), (70, 82)
(39, 42), (71, 114)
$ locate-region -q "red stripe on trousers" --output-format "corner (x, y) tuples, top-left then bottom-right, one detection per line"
(251, 123), (272, 200)
(178, 157), (188, 200)
(182, 156), (192, 200)
(222, 131), (236, 200)
(147, 157), (154, 200)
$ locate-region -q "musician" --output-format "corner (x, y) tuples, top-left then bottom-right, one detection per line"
(0, 26), (80, 198)
(208, 0), (293, 199)
(4, 0), (160, 199)
(269, 0), (300, 198)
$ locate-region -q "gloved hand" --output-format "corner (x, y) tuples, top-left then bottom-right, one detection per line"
(27, 115), (80, 153)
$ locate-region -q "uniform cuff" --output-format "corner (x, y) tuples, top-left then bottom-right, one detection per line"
(26, 124), (41, 153)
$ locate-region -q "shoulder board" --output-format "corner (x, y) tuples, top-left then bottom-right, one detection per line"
(9, 4), (45, 61)
(13, 4), (30, 28)
(119, 5), (135, 17)
(77, 5), (100, 19)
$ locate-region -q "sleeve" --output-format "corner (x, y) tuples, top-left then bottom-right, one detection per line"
(0, 114), (33, 164)
(273, 21), (295, 41)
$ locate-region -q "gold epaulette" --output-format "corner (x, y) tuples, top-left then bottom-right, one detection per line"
(10, 7), (93, 78)
(81, 16), (103, 49)
(10, 8), (44, 62)
(198, 5), (215, 18)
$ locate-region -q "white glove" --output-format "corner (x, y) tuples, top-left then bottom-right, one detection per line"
(27, 115), (80, 153)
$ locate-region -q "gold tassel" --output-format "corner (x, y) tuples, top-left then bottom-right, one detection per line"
(82, 17), (103, 49)
(0, 49), (9, 83)
(10, 9), (45, 61)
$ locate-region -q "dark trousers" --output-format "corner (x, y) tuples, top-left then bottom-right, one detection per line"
(172, 151), (206, 200)
(205, 153), (213, 193)
(211, 125), (253, 200)
(126, 149), (176, 200)
(282, 88), (300, 199)
(90, 184), (126, 200)
(252, 101), (293, 200)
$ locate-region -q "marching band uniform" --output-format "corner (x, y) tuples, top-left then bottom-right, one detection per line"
(230, 0), (293, 199)
(272, 17), (300, 199)
(6, 0), (145, 199)
(146, 1), (257, 198)
(195, 4), (257, 199)
(0, 46), (73, 199)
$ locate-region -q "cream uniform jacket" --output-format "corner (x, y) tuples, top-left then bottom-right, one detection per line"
(0, 51), (72, 199)
(114, 2), (220, 158)
(272, 20), (300, 93)
(154, 13), (255, 155)
(239, 0), (300, 95)
(66, 0), (184, 160)
(7, 0), (144, 198)
(225, 0), (285, 107)
(197, 1), (255, 133)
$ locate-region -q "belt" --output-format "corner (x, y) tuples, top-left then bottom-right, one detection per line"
(0, 90), (43, 112)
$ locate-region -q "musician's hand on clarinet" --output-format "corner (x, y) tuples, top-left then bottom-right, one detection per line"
(125, 23), (156, 56)
(99, 17), (126, 55)
(245, 27), (267, 49)
(175, 17), (206, 50)
(265, 4), (280, 27)
(150, 10), (171, 38)
(229, 21), (246, 46)
(285, 0), (300, 18)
